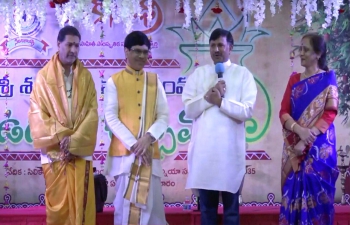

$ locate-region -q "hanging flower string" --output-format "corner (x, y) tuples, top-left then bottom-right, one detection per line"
(193, 0), (203, 20)
(0, 0), (345, 33)
(147, 0), (153, 28)
(193, 21), (201, 68)
(148, 36), (153, 60)
(269, 0), (277, 16)
(175, 0), (182, 13)
(192, 1), (203, 67)
(289, 29), (295, 73)
(98, 69), (105, 170)
(182, 0), (191, 29)
(54, 0), (95, 32)
(2, 33), (10, 207)
(100, 2), (105, 58)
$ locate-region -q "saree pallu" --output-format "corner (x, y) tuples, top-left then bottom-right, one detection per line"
(42, 158), (96, 225)
(279, 71), (339, 225)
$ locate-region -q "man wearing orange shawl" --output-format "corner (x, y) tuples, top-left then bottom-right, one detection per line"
(104, 31), (169, 225)
(28, 26), (98, 225)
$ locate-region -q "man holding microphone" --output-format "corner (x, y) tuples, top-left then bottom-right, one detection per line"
(182, 28), (257, 225)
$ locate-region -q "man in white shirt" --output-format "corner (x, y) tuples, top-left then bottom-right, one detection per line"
(182, 28), (257, 225)
(104, 31), (169, 225)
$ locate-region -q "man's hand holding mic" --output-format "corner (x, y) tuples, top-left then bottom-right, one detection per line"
(214, 62), (226, 97)
(204, 87), (222, 107)
(204, 62), (226, 107)
(215, 80), (226, 96)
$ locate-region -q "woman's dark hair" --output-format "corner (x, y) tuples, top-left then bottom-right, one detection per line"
(302, 32), (329, 71)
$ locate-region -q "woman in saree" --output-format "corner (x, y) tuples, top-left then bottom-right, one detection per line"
(279, 33), (339, 224)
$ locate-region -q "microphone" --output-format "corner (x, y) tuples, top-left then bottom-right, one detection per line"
(215, 63), (225, 97)
(215, 63), (225, 80)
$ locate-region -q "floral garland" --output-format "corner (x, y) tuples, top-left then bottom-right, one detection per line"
(0, 0), (47, 37)
(237, 0), (343, 28)
(102, 0), (112, 24)
(113, 0), (138, 34)
(0, 0), (13, 37)
(54, 0), (94, 32)
(269, 0), (277, 16)
(0, 0), (345, 33)
(322, 0), (342, 28)
(253, 0), (266, 27)
(2, 31), (10, 207)
(110, 0), (120, 24)
(182, 0), (191, 29)
(175, 0), (182, 13)
(193, 0), (203, 20)
(147, 0), (153, 28)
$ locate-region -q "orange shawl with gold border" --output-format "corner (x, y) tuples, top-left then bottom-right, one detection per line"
(28, 53), (98, 156)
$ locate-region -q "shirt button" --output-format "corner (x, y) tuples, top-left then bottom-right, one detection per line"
(136, 78), (139, 81)
(138, 103), (141, 106)
(137, 90), (140, 93)
(139, 116), (141, 120)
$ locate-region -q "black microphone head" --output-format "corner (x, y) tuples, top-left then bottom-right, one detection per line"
(215, 63), (225, 78)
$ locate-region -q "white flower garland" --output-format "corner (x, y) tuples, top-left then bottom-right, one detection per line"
(54, 0), (95, 32)
(1, 0), (47, 37)
(237, 0), (243, 10)
(253, 0), (266, 27)
(35, 0), (47, 32)
(182, 0), (191, 29)
(14, 0), (26, 36)
(193, 0), (203, 20)
(147, 0), (153, 27)
(113, 0), (141, 34)
(322, 0), (333, 28)
(331, 0), (342, 22)
(102, 0), (112, 24)
(175, 0), (181, 12)
(0, 0), (346, 34)
(268, 0), (277, 16)
(133, 0), (142, 21)
(111, 0), (121, 24)
(290, 0), (297, 27)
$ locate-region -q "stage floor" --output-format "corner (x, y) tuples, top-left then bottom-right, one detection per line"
(0, 205), (349, 225)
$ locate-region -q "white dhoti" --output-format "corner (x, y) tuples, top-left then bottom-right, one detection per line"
(113, 173), (167, 225)
(105, 154), (167, 225)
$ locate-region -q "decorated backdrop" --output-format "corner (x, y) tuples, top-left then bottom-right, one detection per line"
(0, 0), (349, 208)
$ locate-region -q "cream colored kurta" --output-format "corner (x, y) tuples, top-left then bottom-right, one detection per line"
(182, 60), (257, 194)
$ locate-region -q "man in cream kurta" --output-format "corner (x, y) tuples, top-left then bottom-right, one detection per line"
(104, 31), (169, 225)
(182, 28), (257, 225)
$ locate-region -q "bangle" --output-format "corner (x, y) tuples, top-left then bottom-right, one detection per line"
(291, 122), (297, 132)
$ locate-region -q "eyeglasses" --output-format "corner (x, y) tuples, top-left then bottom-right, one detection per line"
(130, 48), (150, 56)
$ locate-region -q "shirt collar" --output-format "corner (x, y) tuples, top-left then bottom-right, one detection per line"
(212, 59), (232, 68)
(125, 65), (144, 76)
(223, 59), (232, 68)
